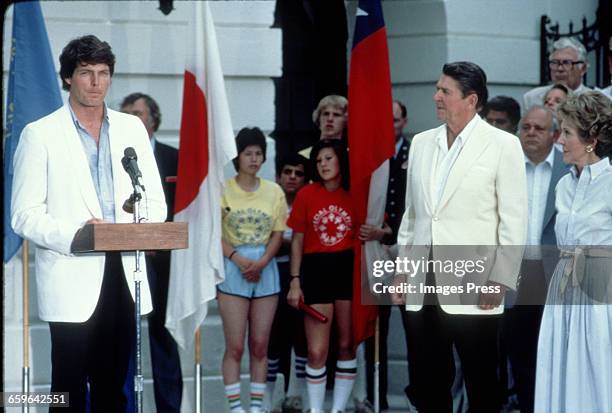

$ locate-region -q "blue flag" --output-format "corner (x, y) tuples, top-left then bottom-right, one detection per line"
(4, 1), (62, 262)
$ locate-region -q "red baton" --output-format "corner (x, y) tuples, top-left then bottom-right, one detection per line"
(299, 300), (328, 323)
(165, 176), (177, 183)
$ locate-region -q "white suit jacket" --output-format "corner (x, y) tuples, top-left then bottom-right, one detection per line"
(11, 104), (167, 322)
(397, 116), (528, 315)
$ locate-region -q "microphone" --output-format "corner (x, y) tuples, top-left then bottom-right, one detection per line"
(121, 147), (145, 190)
(122, 192), (142, 213)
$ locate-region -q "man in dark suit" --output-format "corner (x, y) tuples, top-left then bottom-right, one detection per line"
(121, 93), (182, 413)
(503, 105), (569, 413)
(383, 100), (411, 245)
(361, 100), (411, 411)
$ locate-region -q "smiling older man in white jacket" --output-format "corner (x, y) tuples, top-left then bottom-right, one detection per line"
(11, 35), (166, 412)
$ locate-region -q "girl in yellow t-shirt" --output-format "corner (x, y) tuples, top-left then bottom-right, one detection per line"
(218, 127), (287, 413)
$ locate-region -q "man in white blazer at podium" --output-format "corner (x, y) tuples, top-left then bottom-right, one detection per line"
(11, 35), (166, 412)
(393, 62), (527, 413)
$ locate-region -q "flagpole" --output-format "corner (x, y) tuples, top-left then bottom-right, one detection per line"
(374, 315), (380, 413)
(22, 240), (30, 413)
(195, 328), (202, 413)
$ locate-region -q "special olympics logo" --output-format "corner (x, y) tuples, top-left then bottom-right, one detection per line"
(312, 205), (352, 246)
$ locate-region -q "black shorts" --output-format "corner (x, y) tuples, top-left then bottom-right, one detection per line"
(301, 249), (354, 305)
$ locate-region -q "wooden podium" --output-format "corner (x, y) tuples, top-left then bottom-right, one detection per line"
(71, 222), (188, 252)
(70, 221), (187, 413)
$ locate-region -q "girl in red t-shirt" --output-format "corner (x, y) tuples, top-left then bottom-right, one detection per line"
(287, 139), (356, 413)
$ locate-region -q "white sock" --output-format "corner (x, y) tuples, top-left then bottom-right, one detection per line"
(263, 358), (279, 410)
(250, 381), (266, 412)
(224, 382), (243, 413)
(306, 364), (327, 411)
(332, 358), (357, 412)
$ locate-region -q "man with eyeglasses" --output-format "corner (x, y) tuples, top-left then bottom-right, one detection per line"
(523, 37), (591, 111)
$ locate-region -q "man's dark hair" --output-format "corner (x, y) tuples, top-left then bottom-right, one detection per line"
(442, 61), (488, 109)
(394, 100), (407, 119)
(481, 96), (521, 130)
(232, 127), (267, 171)
(59, 35), (115, 91)
(310, 138), (350, 191)
(120, 93), (162, 132)
(276, 153), (309, 180)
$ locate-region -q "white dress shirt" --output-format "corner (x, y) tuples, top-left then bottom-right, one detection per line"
(524, 148), (555, 259)
(394, 135), (408, 158)
(150, 135), (157, 151)
(596, 85), (612, 101)
(432, 114), (479, 210)
(555, 157), (612, 246)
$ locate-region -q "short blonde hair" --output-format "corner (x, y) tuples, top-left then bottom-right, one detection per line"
(312, 95), (348, 125)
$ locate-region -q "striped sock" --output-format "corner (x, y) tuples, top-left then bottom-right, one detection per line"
(331, 358), (357, 412)
(263, 358), (279, 410)
(294, 355), (309, 410)
(250, 382), (266, 411)
(306, 365), (327, 411)
(294, 355), (307, 381)
(224, 382), (243, 413)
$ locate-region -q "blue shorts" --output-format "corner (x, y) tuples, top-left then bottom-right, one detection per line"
(217, 244), (280, 299)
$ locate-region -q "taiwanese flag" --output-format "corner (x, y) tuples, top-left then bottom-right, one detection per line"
(348, 0), (395, 345)
(166, 2), (236, 349)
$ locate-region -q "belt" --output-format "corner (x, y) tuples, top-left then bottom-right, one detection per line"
(558, 247), (612, 294)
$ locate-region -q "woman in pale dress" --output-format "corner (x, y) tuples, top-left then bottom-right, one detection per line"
(535, 91), (612, 412)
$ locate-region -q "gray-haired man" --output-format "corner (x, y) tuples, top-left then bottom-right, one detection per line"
(523, 37), (591, 111)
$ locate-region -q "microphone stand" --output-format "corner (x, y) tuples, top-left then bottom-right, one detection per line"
(129, 184), (145, 413)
